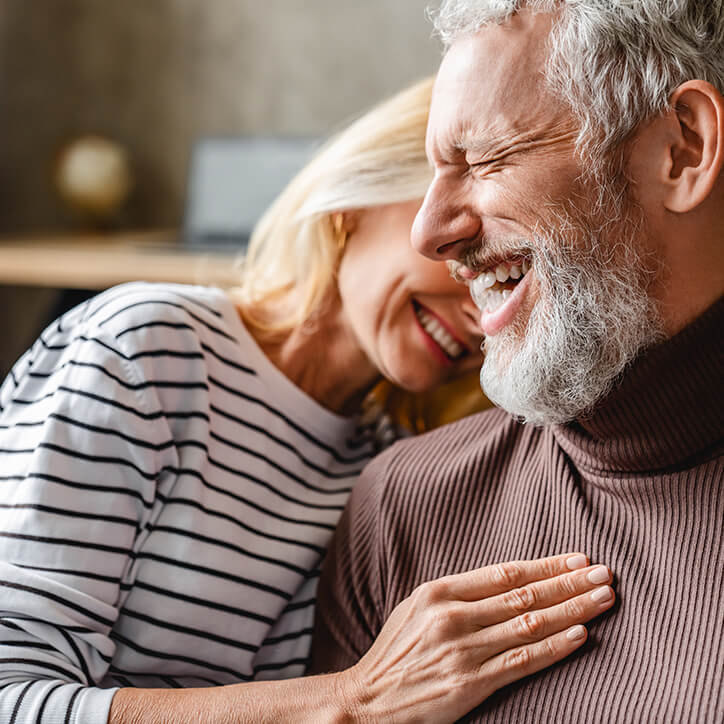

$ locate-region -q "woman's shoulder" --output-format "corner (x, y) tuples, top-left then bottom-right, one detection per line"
(0, 284), (232, 434)
(42, 281), (245, 364)
(78, 282), (231, 337)
(3, 282), (239, 408)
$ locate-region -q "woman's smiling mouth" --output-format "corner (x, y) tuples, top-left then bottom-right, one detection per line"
(412, 300), (470, 362)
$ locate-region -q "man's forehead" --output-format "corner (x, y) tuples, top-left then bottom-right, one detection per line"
(428, 12), (562, 159)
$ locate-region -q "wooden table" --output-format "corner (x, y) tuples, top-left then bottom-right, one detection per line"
(0, 230), (242, 290)
(0, 230), (244, 376)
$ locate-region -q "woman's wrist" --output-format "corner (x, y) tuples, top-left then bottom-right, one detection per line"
(109, 672), (367, 724)
(330, 667), (373, 724)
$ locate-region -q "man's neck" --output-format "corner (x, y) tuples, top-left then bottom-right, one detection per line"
(556, 293), (724, 473)
(648, 204), (724, 336)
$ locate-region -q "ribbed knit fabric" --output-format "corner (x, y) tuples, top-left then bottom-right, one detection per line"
(310, 296), (724, 723)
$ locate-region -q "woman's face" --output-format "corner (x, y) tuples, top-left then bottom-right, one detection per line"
(337, 199), (484, 393)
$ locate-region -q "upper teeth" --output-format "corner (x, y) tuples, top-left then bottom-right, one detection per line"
(469, 259), (531, 313)
(479, 271), (497, 289)
(495, 265), (508, 282)
(415, 307), (464, 359)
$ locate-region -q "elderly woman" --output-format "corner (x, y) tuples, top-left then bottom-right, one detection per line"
(0, 77), (613, 723)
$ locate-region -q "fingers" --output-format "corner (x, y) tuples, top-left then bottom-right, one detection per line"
(437, 553), (590, 601)
(478, 583), (615, 658)
(353, 555), (614, 722)
(480, 624), (590, 695)
(473, 564), (613, 627)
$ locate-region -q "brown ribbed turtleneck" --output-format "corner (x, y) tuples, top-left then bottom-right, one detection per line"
(310, 297), (724, 723)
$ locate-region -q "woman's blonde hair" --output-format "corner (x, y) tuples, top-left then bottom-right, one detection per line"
(229, 75), (435, 335)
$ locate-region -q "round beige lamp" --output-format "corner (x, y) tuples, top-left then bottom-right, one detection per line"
(55, 134), (134, 225)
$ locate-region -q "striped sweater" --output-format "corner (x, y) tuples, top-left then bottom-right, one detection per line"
(0, 282), (375, 723)
(311, 295), (724, 723)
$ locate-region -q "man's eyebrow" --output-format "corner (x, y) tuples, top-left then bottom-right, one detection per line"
(458, 126), (580, 161)
(454, 130), (498, 160)
(427, 138), (463, 165)
(429, 131), (489, 165)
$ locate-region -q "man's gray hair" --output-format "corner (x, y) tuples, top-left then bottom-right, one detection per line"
(430, 1), (724, 158)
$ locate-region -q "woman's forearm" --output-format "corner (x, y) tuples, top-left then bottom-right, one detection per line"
(108, 672), (356, 724)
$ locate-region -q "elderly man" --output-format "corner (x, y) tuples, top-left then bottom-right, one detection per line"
(310, 2), (723, 722)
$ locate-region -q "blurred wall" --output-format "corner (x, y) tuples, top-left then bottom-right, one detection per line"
(0, 1), (441, 375)
(0, 0), (441, 233)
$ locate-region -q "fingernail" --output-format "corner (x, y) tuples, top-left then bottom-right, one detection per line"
(566, 554), (587, 570)
(591, 586), (613, 603)
(587, 565), (609, 584)
(566, 625), (586, 641)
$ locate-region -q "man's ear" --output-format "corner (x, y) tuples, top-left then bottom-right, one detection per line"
(663, 80), (724, 213)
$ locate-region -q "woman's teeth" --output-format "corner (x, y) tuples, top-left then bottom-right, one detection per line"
(470, 259), (531, 313)
(415, 306), (464, 359)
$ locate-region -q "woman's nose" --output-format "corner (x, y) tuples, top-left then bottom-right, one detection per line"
(411, 180), (480, 261)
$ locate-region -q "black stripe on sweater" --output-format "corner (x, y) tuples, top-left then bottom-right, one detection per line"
(3, 640), (55, 653)
(34, 681), (64, 724)
(0, 531), (129, 558)
(180, 447), (349, 507)
(262, 627), (314, 647)
(28, 359), (208, 391)
(163, 486), (336, 532)
(133, 552), (293, 600)
(8, 680), (35, 724)
(253, 656), (310, 675)
(109, 672), (134, 687)
(119, 608), (259, 653)
(107, 665), (219, 688)
(87, 287), (222, 322)
(114, 320), (257, 375)
(206, 445), (352, 497)
(207, 376), (371, 464)
(97, 300), (236, 342)
(64, 684), (83, 724)
(0, 503), (137, 529)
(57, 626), (94, 685)
(3, 619), (109, 665)
(157, 496), (326, 553)
(0, 472), (153, 508)
(208, 416), (365, 480)
(109, 631), (253, 681)
(10, 385), (170, 421)
(148, 524), (314, 574)
(1, 618), (113, 666)
(14, 563), (120, 585)
(132, 579), (275, 625)
(0, 413), (177, 451)
(18, 442), (158, 481)
(0, 580), (115, 628)
(281, 597), (316, 614)
(160, 675), (183, 688)
(0, 657), (80, 680)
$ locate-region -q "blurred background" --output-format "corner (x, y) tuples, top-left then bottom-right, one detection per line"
(0, 0), (441, 376)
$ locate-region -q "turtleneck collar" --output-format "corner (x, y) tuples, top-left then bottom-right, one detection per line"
(552, 295), (724, 475)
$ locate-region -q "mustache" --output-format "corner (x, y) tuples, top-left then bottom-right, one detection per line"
(447, 237), (536, 281)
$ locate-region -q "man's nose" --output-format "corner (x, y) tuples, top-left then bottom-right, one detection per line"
(411, 180), (480, 261)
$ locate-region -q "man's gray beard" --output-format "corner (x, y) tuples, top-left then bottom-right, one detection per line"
(480, 200), (664, 426)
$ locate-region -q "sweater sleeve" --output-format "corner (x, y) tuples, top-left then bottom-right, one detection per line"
(0, 321), (176, 723)
(308, 451), (391, 674)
